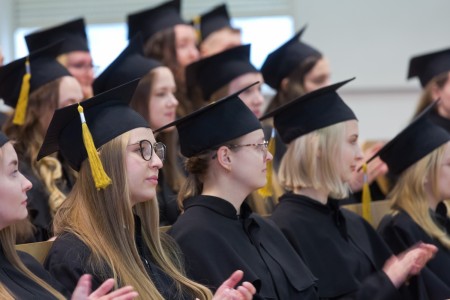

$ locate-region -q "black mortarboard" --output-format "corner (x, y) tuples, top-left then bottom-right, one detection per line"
(260, 78), (356, 143)
(261, 26), (322, 90)
(0, 132), (9, 147)
(407, 48), (450, 88)
(127, 0), (185, 42)
(366, 102), (450, 175)
(185, 44), (257, 100)
(193, 4), (232, 42)
(93, 34), (162, 95)
(37, 79), (148, 172)
(154, 82), (262, 157)
(25, 18), (89, 54)
(0, 42), (71, 125)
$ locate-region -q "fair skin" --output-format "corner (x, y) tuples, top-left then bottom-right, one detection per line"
(0, 142), (138, 299)
(432, 73), (450, 118)
(200, 28), (242, 58)
(124, 128), (256, 299)
(40, 76), (84, 136)
(126, 128), (163, 206)
(425, 142), (450, 211)
(148, 67), (179, 130)
(292, 122), (438, 290)
(64, 51), (95, 99)
(174, 24), (200, 68)
(228, 73), (265, 118)
(302, 57), (331, 93)
(203, 129), (273, 212)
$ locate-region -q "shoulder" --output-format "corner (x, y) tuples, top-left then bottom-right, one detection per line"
(45, 232), (91, 270)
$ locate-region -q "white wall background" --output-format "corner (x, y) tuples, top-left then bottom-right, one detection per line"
(1, 0), (450, 141)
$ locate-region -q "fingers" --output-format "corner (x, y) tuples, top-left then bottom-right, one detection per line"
(237, 282), (256, 300)
(88, 278), (115, 298)
(97, 286), (138, 300)
(71, 274), (92, 299)
(216, 270), (244, 294)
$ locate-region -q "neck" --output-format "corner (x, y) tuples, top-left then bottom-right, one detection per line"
(202, 179), (249, 213)
(293, 186), (329, 205)
(427, 195), (441, 212)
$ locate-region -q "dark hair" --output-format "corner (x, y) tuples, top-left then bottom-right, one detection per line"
(266, 54), (322, 113)
(413, 72), (449, 118)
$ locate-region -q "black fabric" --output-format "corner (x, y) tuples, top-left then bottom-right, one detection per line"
(195, 4), (232, 42)
(378, 209), (450, 300)
(368, 102), (450, 176)
(407, 48), (450, 87)
(37, 79), (148, 171)
(428, 107), (450, 133)
(0, 42), (71, 108)
(0, 244), (68, 299)
(157, 170), (181, 226)
(261, 26), (321, 90)
(185, 44), (258, 100)
(93, 34), (162, 95)
(154, 83), (262, 157)
(45, 216), (190, 299)
(271, 193), (400, 299)
(25, 18), (89, 54)
(260, 78), (357, 143)
(0, 131), (8, 147)
(169, 195), (318, 300)
(127, 0), (185, 42)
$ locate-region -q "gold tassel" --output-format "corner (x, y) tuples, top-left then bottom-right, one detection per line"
(13, 58), (31, 125)
(77, 104), (112, 190)
(193, 15), (202, 43)
(258, 128), (276, 197)
(361, 163), (372, 223)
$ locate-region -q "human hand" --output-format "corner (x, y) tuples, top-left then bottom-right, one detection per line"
(383, 242), (437, 288)
(71, 274), (138, 300)
(196, 270), (256, 300)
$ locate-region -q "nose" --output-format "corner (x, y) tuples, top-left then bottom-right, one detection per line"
(168, 94), (179, 107)
(355, 145), (363, 161)
(189, 46), (200, 61)
(149, 153), (164, 170)
(21, 173), (33, 192)
(254, 90), (265, 106)
(266, 150), (273, 162)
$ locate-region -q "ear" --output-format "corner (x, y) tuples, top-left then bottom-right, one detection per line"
(280, 77), (290, 92)
(216, 146), (232, 172)
(430, 83), (441, 100)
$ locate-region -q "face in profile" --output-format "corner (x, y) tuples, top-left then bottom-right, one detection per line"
(200, 27), (242, 58)
(149, 67), (179, 131)
(64, 51), (95, 99)
(339, 120), (363, 183)
(0, 142), (32, 230)
(303, 57), (331, 93)
(435, 141), (450, 200)
(228, 73), (265, 118)
(174, 24), (200, 68)
(125, 127), (164, 206)
(433, 72), (450, 118)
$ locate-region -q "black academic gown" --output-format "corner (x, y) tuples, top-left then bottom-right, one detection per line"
(157, 170), (181, 226)
(44, 216), (191, 299)
(271, 193), (401, 300)
(0, 244), (68, 299)
(169, 195), (318, 300)
(377, 203), (450, 300)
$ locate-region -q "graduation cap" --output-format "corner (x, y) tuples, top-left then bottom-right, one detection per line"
(365, 101), (450, 175)
(261, 25), (322, 90)
(0, 132), (9, 147)
(127, 0), (185, 42)
(25, 18), (89, 54)
(185, 44), (258, 100)
(192, 3), (233, 42)
(37, 79), (148, 189)
(93, 34), (162, 95)
(407, 48), (450, 88)
(154, 82), (262, 157)
(260, 78), (356, 143)
(0, 41), (71, 125)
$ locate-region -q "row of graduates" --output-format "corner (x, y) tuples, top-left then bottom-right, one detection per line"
(0, 1), (449, 299)
(0, 72), (446, 299)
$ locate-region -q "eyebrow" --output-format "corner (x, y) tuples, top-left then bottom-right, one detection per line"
(8, 159), (18, 166)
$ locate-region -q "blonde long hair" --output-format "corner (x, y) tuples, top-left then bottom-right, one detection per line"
(388, 144), (450, 249)
(53, 132), (212, 299)
(279, 122), (350, 199)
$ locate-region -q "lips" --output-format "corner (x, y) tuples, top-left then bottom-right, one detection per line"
(147, 175), (159, 184)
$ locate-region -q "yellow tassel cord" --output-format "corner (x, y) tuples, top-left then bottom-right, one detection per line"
(361, 163), (372, 223)
(192, 15), (202, 43)
(258, 128), (276, 197)
(77, 104), (112, 190)
(13, 58), (31, 125)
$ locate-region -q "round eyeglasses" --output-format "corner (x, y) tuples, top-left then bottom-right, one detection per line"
(227, 141), (269, 159)
(129, 140), (166, 162)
